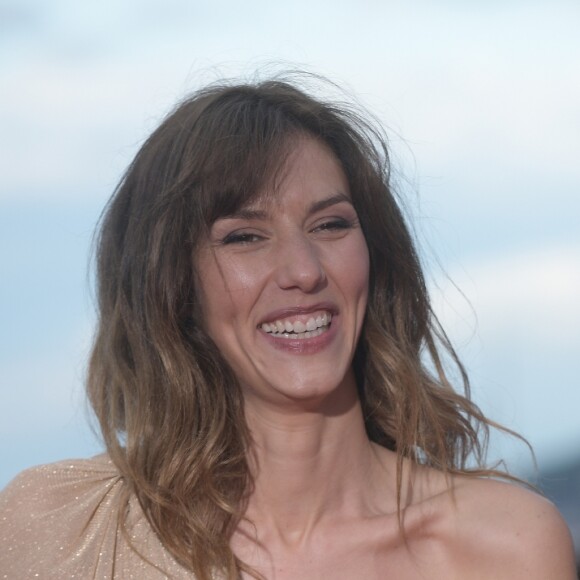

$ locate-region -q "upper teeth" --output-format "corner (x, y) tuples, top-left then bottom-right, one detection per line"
(261, 312), (332, 334)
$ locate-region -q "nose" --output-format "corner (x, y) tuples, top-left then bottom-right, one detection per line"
(273, 234), (326, 293)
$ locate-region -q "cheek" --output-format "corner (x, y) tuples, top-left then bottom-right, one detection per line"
(196, 254), (264, 340)
(195, 253), (229, 339)
(339, 235), (370, 301)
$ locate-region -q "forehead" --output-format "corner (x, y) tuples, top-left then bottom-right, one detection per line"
(230, 138), (350, 214)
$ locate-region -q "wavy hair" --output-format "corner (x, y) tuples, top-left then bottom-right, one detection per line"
(88, 74), (509, 579)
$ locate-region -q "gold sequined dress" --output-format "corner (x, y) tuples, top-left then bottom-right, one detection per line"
(0, 454), (195, 579)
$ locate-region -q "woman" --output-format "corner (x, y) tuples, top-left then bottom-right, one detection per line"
(0, 75), (575, 579)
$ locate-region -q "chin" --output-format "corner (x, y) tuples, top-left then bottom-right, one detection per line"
(246, 366), (358, 409)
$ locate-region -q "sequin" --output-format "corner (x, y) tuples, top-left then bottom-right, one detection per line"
(0, 455), (202, 578)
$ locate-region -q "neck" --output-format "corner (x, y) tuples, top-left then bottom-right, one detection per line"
(240, 381), (396, 547)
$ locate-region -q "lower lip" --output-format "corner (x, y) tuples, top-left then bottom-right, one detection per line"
(259, 319), (338, 354)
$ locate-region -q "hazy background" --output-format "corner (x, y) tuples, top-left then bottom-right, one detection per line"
(1, 0), (578, 500)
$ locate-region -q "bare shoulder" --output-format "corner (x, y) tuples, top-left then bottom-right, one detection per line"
(448, 476), (577, 579)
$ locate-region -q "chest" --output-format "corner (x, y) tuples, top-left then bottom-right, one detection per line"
(236, 525), (463, 580)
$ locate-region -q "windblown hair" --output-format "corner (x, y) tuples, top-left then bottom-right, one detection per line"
(89, 73), (502, 579)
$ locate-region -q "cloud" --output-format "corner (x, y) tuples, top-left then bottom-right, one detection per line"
(430, 244), (580, 467)
(433, 244), (580, 345)
(1, 0), (579, 206)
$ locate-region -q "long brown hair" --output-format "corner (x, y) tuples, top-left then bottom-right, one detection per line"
(89, 73), (508, 579)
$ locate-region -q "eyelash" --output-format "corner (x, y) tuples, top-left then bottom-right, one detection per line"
(312, 218), (354, 233)
(220, 219), (355, 245)
(221, 232), (263, 245)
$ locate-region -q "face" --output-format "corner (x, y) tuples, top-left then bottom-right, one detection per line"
(195, 138), (369, 409)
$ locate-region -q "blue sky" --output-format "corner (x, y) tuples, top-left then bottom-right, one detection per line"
(1, 0), (579, 487)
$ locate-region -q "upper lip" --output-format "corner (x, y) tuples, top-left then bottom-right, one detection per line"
(258, 302), (338, 326)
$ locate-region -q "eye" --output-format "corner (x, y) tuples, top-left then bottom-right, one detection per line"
(221, 231), (264, 245)
(311, 218), (354, 233)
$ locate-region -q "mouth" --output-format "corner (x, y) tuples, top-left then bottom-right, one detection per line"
(259, 311), (333, 340)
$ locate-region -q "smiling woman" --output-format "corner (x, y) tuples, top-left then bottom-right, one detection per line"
(0, 74), (575, 579)
(197, 139), (369, 407)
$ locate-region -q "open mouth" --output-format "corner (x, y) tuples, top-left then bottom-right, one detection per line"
(260, 312), (332, 340)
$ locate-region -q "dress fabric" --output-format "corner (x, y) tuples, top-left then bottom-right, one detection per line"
(0, 454), (197, 579)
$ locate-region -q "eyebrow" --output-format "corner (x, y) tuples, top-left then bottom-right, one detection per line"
(223, 208), (269, 220)
(308, 192), (352, 214)
(221, 192), (353, 222)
